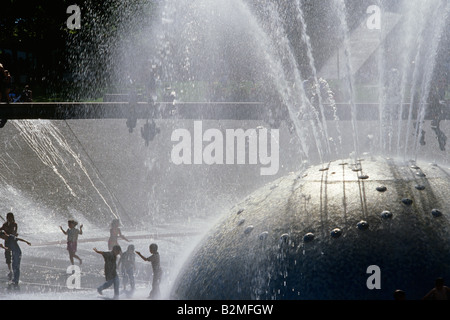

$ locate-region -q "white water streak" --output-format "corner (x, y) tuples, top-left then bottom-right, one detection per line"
(12, 120), (120, 220)
(334, 0), (360, 161)
(412, 1), (450, 159)
(294, 0), (331, 157)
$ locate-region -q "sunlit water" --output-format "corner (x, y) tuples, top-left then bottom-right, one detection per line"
(1, 0), (448, 300)
(0, 216), (215, 300)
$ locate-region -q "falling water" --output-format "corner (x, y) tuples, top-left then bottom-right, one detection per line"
(253, 0), (328, 164)
(412, 1), (450, 160)
(1, 0), (449, 301)
(398, 0), (449, 160)
(293, 0), (332, 157)
(243, 0), (313, 161)
(333, 0), (360, 161)
(403, 2), (435, 158)
(377, 0), (387, 152)
(394, 0), (428, 157)
(11, 120), (123, 223)
(152, 0), (332, 164)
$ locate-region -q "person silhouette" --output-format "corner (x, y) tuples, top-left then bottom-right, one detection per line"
(108, 219), (130, 250)
(393, 289), (406, 300)
(60, 220), (83, 265)
(118, 244), (136, 293)
(0, 212), (18, 280)
(94, 245), (122, 299)
(136, 243), (162, 299)
(0, 231), (31, 286)
(423, 277), (450, 300)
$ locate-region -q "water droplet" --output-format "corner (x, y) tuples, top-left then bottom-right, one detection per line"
(279, 233), (289, 244)
(259, 231), (269, 240)
(431, 209), (442, 217)
(237, 208), (244, 215)
(319, 167), (329, 171)
(303, 232), (315, 242)
(416, 172), (426, 177)
(357, 220), (369, 230)
(381, 211), (393, 219)
(237, 218), (245, 226)
(402, 198), (413, 206)
(244, 225), (254, 234)
(376, 186), (387, 192)
(330, 228), (342, 238)
(415, 185), (425, 190)
(358, 175), (369, 179)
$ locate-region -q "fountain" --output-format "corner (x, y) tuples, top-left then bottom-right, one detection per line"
(171, 157), (450, 299)
(0, 0), (448, 300)
(162, 0), (450, 299)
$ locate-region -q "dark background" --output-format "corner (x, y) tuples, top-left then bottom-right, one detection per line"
(0, 0), (448, 101)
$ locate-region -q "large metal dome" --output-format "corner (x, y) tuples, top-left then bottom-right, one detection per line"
(171, 157), (450, 299)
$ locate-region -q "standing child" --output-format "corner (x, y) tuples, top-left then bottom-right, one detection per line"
(0, 212), (18, 281)
(136, 243), (162, 299)
(0, 231), (31, 286)
(60, 220), (83, 265)
(94, 245), (122, 299)
(118, 244), (135, 293)
(108, 219), (130, 250)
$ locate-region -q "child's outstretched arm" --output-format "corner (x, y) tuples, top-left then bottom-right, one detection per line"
(59, 226), (67, 235)
(0, 243), (7, 250)
(119, 229), (130, 243)
(135, 251), (148, 261)
(93, 248), (104, 255)
(17, 238), (31, 246)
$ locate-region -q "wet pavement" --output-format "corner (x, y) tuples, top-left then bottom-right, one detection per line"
(0, 223), (207, 300)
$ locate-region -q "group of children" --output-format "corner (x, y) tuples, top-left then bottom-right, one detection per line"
(92, 242), (161, 299)
(60, 218), (162, 299)
(0, 213), (161, 299)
